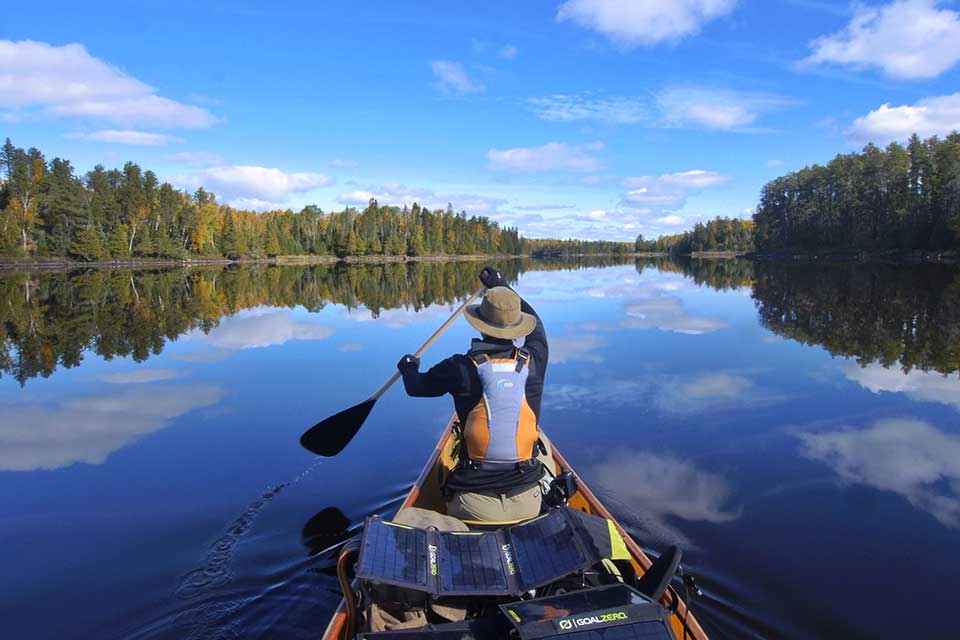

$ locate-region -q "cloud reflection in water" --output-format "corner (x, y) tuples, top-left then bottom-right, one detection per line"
(798, 418), (960, 528)
(590, 450), (740, 544)
(547, 371), (785, 416)
(189, 309), (334, 350)
(841, 360), (960, 411)
(0, 383), (225, 471)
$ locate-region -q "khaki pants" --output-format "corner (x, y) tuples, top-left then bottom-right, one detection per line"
(445, 432), (555, 524)
(446, 482), (543, 522)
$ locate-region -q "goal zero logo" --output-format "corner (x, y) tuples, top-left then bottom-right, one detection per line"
(555, 611), (629, 632)
(501, 544), (516, 575)
(428, 544), (438, 576)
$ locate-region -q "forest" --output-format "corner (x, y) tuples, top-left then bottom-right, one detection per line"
(0, 139), (524, 261)
(635, 216), (755, 254)
(753, 133), (960, 252)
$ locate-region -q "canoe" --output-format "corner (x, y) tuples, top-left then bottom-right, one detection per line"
(321, 418), (709, 640)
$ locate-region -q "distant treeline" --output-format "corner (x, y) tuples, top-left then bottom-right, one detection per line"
(754, 133), (960, 253)
(0, 139), (527, 261)
(526, 238), (633, 257)
(635, 217), (754, 254)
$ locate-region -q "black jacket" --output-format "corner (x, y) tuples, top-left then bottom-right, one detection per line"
(400, 296), (548, 494)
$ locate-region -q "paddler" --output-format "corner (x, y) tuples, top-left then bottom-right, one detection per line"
(397, 266), (549, 523)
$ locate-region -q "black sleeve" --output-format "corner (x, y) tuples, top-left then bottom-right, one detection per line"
(519, 297), (547, 421)
(400, 355), (461, 398)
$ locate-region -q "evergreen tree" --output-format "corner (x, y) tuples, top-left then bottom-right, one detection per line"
(69, 224), (103, 261)
(107, 224), (129, 258)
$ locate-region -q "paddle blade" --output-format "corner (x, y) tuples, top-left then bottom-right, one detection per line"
(300, 398), (375, 456)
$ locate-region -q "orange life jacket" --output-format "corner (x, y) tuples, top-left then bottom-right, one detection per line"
(463, 349), (538, 464)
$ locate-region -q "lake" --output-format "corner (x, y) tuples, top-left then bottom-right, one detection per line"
(1, 258), (958, 640)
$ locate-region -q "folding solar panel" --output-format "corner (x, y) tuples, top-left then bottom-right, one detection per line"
(509, 510), (589, 589)
(437, 531), (509, 595)
(356, 519), (429, 591)
(355, 508), (625, 597)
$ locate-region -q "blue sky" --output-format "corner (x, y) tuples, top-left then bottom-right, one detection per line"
(2, 0), (960, 240)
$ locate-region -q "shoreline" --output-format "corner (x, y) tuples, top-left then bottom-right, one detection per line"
(0, 252), (672, 272)
(1, 249), (956, 272)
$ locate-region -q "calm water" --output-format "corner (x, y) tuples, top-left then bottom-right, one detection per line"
(1, 259), (958, 640)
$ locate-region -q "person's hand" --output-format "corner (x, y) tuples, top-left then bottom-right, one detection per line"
(397, 354), (420, 373)
(479, 266), (508, 288)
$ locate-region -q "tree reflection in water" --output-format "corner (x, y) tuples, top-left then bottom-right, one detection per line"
(2, 257), (958, 385)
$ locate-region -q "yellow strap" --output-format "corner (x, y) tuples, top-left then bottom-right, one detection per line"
(607, 519), (631, 561)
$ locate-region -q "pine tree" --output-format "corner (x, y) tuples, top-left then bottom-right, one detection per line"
(265, 229), (282, 256)
(70, 224), (103, 261)
(107, 224), (129, 257)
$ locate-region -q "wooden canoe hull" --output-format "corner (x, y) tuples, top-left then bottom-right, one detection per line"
(321, 420), (709, 640)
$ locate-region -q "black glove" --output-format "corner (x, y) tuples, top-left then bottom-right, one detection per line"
(479, 266), (508, 288)
(397, 354), (420, 373)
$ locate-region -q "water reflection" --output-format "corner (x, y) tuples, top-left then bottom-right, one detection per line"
(590, 451), (740, 545)
(622, 297), (728, 334)
(752, 262), (960, 374)
(841, 360), (960, 411)
(547, 370), (785, 417)
(798, 418), (960, 528)
(0, 380), (224, 470)
(0, 259), (637, 385)
(190, 308), (334, 350)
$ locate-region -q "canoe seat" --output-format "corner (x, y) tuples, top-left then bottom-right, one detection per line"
(635, 545), (682, 601)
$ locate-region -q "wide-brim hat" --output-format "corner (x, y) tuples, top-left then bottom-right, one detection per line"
(464, 286), (537, 339)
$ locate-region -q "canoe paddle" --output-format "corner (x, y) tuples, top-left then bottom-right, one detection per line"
(300, 285), (485, 456)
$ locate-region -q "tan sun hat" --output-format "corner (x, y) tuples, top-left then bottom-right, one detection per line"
(464, 286), (536, 339)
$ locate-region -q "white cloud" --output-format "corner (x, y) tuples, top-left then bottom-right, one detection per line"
(549, 334), (608, 364)
(803, 0), (960, 80)
(337, 342), (363, 352)
(657, 87), (791, 130)
(841, 360), (960, 410)
(498, 45), (519, 59)
(527, 94), (648, 124)
(96, 368), (184, 384)
(767, 159), (784, 168)
(0, 384), (224, 471)
(655, 215), (685, 225)
(69, 129), (182, 146)
(623, 189), (686, 209)
(847, 93), (960, 144)
(183, 165), (334, 203)
(557, 0), (738, 47)
(190, 309), (334, 350)
(430, 60), (486, 95)
(166, 151), (225, 166)
(528, 88), (789, 131)
(329, 158), (359, 169)
(0, 39), (217, 128)
(798, 418), (960, 527)
(621, 169), (732, 211)
(227, 197), (288, 212)
(487, 142), (605, 172)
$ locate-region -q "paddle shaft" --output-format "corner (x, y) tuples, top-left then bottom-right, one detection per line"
(368, 285), (485, 401)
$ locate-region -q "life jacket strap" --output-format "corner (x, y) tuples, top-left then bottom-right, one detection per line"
(514, 348), (530, 373)
(463, 458), (540, 472)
